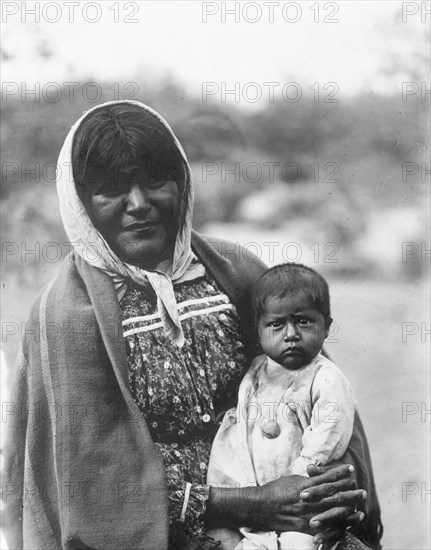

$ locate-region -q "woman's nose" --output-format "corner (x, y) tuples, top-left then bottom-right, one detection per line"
(125, 183), (152, 215)
(284, 323), (299, 341)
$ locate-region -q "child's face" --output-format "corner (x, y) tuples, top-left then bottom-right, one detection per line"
(257, 292), (330, 369)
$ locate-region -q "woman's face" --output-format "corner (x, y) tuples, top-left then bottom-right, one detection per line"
(80, 167), (181, 269)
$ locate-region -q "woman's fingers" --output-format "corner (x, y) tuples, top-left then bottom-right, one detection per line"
(307, 463), (345, 476)
(345, 511), (365, 525)
(300, 474), (357, 501)
(301, 464), (354, 490)
(312, 511), (366, 549)
(315, 489), (366, 509)
(313, 528), (343, 545)
(309, 505), (365, 529)
(307, 462), (358, 490)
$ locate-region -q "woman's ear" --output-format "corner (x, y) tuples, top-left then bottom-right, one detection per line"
(325, 316), (333, 339)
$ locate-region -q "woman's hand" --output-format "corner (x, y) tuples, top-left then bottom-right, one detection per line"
(306, 464), (366, 548)
(207, 464), (365, 534)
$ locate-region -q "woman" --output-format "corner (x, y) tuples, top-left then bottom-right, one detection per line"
(2, 101), (382, 550)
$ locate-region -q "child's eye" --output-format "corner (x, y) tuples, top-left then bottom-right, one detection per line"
(298, 318), (313, 326)
(268, 321), (283, 328)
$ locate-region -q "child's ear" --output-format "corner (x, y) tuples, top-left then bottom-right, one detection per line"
(325, 317), (333, 339)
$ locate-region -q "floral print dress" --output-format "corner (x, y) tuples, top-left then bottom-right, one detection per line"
(120, 269), (249, 545)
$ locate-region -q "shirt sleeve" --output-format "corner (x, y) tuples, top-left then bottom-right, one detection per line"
(289, 362), (356, 476)
(164, 462), (210, 534)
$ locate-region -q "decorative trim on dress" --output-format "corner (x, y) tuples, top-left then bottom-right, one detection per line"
(122, 294), (233, 337)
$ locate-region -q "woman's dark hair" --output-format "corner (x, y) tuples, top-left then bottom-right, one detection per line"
(72, 103), (186, 191)
(252, 263), (332, 328)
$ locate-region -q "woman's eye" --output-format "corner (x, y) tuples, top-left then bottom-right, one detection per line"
(96, 187), (125, 197)
(103, 188), (123, 196)
(93, 180), (128, 197)
(146, 178), (172, 190)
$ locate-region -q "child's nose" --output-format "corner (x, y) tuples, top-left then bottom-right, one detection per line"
(284, 323), (299, 341)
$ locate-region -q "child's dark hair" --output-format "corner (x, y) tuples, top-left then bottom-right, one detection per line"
(252, 263), (332, 328)
(72, 103), (186, 192)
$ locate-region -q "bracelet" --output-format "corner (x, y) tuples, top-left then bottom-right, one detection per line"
(180, 482), (192, 522)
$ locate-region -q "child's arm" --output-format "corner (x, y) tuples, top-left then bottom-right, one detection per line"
(289, 361), (356, 476)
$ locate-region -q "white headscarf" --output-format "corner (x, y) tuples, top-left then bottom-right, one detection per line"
(56, 100), (204, 347)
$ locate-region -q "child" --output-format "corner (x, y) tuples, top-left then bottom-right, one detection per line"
(207, 263), (356, 550)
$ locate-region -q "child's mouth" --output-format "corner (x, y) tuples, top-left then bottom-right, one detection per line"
(283, 347), (302, 355)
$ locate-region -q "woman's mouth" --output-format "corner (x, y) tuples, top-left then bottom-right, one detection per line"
(123, 221), (160, 232)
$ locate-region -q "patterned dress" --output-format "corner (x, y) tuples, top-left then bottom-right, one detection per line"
(120, 269), (249, 546)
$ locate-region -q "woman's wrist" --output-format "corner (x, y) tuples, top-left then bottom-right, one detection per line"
(206, 482), (299, 531)
(206, 485), (237, 526)
(206, 485), (258, 528)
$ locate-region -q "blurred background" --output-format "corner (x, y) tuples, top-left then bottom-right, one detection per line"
(1, 1), (430, 548)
